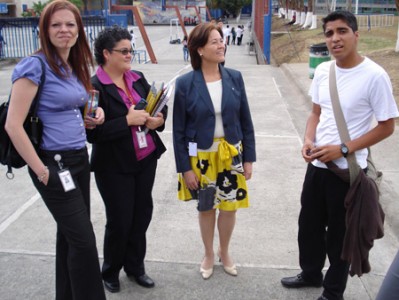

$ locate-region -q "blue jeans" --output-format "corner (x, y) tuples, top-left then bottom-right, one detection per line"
(183, 46), (189, 61)
(376, 249), (399, 300)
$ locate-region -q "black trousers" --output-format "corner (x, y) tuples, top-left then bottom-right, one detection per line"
(298, 164), (350, 300)
(29, 148), (105, 300)
(95, 154), (157, 282)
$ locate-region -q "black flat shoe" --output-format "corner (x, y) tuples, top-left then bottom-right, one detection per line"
(103, 280), (120, 293)
(281, 273), (322, 288)
(134, 274), (155, 288)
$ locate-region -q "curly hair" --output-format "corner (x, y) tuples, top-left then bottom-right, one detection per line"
(94, 26), (132, 65)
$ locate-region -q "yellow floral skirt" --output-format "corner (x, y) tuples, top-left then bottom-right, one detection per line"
(177, 138), (249, 211)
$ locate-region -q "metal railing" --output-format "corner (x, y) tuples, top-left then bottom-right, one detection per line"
(0, 17), (39, 58)
(356, 14), (395, 28)
(0, 16), (105, 59)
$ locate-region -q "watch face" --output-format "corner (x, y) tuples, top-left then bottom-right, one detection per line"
(341, 144), (348, 156)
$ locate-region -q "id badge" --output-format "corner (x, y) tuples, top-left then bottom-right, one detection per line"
(189, 142), (197, 156)
(136, 130), (148, 149)
(58, 169), (76, 192)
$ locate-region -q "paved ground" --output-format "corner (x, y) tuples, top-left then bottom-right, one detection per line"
(1, 18), (399, 300)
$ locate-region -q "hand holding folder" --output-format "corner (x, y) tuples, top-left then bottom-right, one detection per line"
(145, 82), (173, 116)
(143, 82), (174, 133)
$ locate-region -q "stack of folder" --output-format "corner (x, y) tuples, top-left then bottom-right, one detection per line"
(145, 81), (173, 117)
(144, 82), (174, 133)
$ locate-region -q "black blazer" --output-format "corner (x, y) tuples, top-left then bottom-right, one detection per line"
(173, 66), (256, 173)
(87, 70), (167, 172)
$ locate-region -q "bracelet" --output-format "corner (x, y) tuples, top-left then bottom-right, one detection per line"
(38, 166), (48, 182)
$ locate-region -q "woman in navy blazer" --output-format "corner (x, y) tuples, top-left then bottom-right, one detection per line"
(173, 22), (256, 279)
(87, 27), (167, 293)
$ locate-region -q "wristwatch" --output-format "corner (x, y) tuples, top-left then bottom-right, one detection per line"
(340, 143), (349, 158)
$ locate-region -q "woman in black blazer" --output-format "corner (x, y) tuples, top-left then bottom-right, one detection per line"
(87, 27), (167, 293)
(173, 23), (256, 280)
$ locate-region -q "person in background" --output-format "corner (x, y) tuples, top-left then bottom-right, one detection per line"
(281, 10), (398, 300)
(173, 22), (256, 280)
(224, 25), (231, 45)
(88, 26), (167, 293)
(129, 29), (136, 50)
(0, 32), (6, 58)
(236, 25), (244, 46)
(5, 1), (106, 299)
(231, 27), (236, 45)
(182, 35), (189, 62)
(217, 20), (227, 66)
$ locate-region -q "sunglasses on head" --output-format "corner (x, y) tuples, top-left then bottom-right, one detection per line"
(112, 48), (134, 56)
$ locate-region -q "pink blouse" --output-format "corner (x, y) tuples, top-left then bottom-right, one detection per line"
(96, 66), (156, 160)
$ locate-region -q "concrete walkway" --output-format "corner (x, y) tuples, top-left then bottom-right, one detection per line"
(0, 19), (398, 300)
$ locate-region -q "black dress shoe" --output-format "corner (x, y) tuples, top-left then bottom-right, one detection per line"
(281, 273), (322, 288)
(134, 274), (155, 288)
(103, 280), (120, 293)
(317, 295), (344, 300)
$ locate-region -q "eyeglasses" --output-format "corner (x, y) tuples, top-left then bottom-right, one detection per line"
(112, 48), (134, 56)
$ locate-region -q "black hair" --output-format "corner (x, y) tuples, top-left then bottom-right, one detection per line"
(94, 25), (132, 65)
(322, 10), (358, 33)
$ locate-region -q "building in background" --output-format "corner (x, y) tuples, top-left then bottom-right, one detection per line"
(0, 0), (208, 23)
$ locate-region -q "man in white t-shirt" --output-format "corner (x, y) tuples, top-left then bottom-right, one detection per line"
(217, 20), (227, 65)
(129, 29), (136, 50)
(235, 26), (244, 45)
(223, 25), (231, 45)
(281, 10), (399, 300)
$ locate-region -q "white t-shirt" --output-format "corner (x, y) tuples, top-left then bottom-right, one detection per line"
(222, 27), (230, 44)
(236, 27), (243, 38)
(130, 32), (136, 48)
(207, 79), (224, 138)
(309, 58), (399, 169)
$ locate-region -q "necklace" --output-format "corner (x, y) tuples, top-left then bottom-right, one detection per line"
(123, 81), (135, 105)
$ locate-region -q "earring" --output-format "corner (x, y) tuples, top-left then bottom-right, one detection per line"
(200, 53), (203, 56)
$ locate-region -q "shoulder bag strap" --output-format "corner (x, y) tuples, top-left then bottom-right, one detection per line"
(329, 62), (360, 185)
(29, 55), (46, 117)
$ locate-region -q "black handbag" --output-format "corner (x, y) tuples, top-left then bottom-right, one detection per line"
(0, 55), (46, 179)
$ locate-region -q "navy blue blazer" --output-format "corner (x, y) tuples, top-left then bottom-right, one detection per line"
(87, 70), (167, 172)
(173, 66), (256, 173)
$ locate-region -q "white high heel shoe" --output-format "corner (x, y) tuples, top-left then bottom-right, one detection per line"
(200, 266), (214, 279)
(200, 256), (214, 280)
(222, 263), (237, 276)
(218, 250), (238, 276)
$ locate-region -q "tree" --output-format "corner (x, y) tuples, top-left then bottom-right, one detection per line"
(21, 0), (83, 17)
(216, 0), (252, 17)
(21, 1), (48, 17)
(302, 0), (313, 28)
(346, 0), (352, 12)
(206, 0), (220, 9)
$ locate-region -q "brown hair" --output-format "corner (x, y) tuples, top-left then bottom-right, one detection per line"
(188, 22), (223, 70)
(38, 0), (93, 91)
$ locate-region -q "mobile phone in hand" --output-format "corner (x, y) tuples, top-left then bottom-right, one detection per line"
(134, 98), (148, 110)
